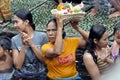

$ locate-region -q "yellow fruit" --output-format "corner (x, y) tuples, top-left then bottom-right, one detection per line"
(57, 3), (64, 10)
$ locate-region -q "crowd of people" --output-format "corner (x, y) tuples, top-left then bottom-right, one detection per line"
(0, 0), (120, 80)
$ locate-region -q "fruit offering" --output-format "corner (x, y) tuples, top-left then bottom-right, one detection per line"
(51, 2), (85, 15)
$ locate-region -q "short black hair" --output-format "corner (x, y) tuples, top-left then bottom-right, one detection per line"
(0, 36), (11, 50)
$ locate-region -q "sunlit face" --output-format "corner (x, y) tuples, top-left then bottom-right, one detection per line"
(114, 30), (120, 45)
(13, 15), (26, 32)
(95, 31), (108, 48)
(46, 21), (57, 43)
(0, 46), (4, 57)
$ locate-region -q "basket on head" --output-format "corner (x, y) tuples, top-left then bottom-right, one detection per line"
(51, 2), (86, 21)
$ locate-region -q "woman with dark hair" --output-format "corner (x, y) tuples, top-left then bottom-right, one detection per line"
(11, 8), (48, 80)
(83, 24), (114, 80)
(0, 36), (14, 80)
(41, 14), (88, 80)
(99, 23), (120, 80)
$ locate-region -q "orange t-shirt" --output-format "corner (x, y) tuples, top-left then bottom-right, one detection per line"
(41, 37), (80, 79)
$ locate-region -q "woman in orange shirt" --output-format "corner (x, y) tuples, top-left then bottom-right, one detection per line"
(41, 14), (88, 80)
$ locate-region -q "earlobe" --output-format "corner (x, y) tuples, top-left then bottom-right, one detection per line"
(93, 39), (97, 44)
(26, 20), (29, 23)
(25, 20), (29, 25)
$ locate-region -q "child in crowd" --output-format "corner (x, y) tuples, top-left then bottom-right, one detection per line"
(0, 36), (14, 80)
(100, 23), (120, 80)
(111, 23), (120, 61)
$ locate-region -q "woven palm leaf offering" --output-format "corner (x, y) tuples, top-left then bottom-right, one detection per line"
(51, 2), (86, 21)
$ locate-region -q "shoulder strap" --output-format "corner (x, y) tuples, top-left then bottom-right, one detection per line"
(86, 50), (98, 64)
(91, 51), (98, 64)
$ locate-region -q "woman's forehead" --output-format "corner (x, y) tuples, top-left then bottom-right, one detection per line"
(47, 22), (56, 29)
(100, 31), (108, 39)
(13, 15), (21, 21)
